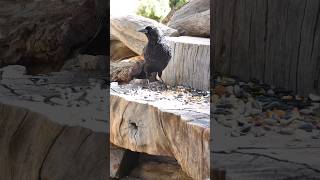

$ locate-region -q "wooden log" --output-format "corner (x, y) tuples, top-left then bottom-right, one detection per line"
(111, 14), (179, 55)
(0, 65), (108, 179)
(110, 83), (210, 180)
(211, 119), (320, 179)
(214, 0), (320, 95)
(167, 0), (210, 37)
(162, 36), (210, 91)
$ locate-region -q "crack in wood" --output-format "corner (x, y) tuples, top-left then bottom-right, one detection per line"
(213, 150), (320, 173)
(310, 2), (320, 62)
(11, 111), (29, 138)
(229, 0), (238, 73)
(38, 126), (67, 180)
(263, 0), (269, 82)
(119, 102), (129, 142)
(0, 84), (20, 96)
(74, 130), (93, 157)
(295, 0), (308, 92)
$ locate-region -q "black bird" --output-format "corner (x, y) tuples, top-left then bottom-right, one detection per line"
(79, 0), (108, 55)
(138, 26), (172, 83)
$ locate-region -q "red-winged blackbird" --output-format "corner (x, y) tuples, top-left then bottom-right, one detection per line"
(138, 26), (172, 82)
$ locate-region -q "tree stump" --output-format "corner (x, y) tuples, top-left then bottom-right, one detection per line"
(163, 36), (210, 91)
(214, 0), (320, 95)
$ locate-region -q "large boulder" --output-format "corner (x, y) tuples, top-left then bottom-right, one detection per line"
(168, 0), (210, 37)
(111, 15), (179, 55)
(0, 0), (100, 69)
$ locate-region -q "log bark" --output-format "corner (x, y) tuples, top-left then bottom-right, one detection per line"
(214, 0), (320, 95)
(163, 36), (210, 91)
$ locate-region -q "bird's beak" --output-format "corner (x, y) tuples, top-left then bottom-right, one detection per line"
(138, 28), (148, 33)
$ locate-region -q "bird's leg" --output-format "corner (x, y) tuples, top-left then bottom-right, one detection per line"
(146, 72), (150, 89)
(159, 77), (164, 83)
(157, 71), (164, 83)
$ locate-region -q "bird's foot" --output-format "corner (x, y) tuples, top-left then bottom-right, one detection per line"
(147, 79), (151, 89)
(158, 78), (164, 84)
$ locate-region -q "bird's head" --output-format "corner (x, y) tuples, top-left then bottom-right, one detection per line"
(138, 26), (162, 42)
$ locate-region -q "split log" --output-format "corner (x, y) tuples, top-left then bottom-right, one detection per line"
(110, 83), (210, 180)
(162, 36), (210, 91)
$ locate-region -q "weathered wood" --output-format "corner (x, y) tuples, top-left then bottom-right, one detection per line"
(211, 119), (320, 179)
(110, 83), (210, 180)
(214, 0), (320, 95)
(167, 0), (210, 37)
(0, 65), (108, 179)
(162, 36), (210, 91)
(110, 14), (179, 55)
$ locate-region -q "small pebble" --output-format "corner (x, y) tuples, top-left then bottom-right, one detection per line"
(240, 124), (251, 134)
(279, 127), (295, 135)
(300, 109), (313, 115)
(267, 89), (275, 95)
(311, 131), (320, 139)
(309, 93), (320, 102)
(264, 118), (278, 126)
(214, 85), (225, 96)
(231, 130), (240, 137)
(252, 127), (266, 137)
(298, 123), (314, 132)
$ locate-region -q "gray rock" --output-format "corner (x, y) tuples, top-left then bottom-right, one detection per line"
(267, 89), (274, 96)
(279, 127), (295, 135)
(225, 86), (234, 95)
(309, 93), (320, 102)
(0, 65), (26, 78)
(252, 127), (266, 137)
(264, 118), (278, 126)
(239, 124), (251, 135)
(298, 123), (314, 132)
